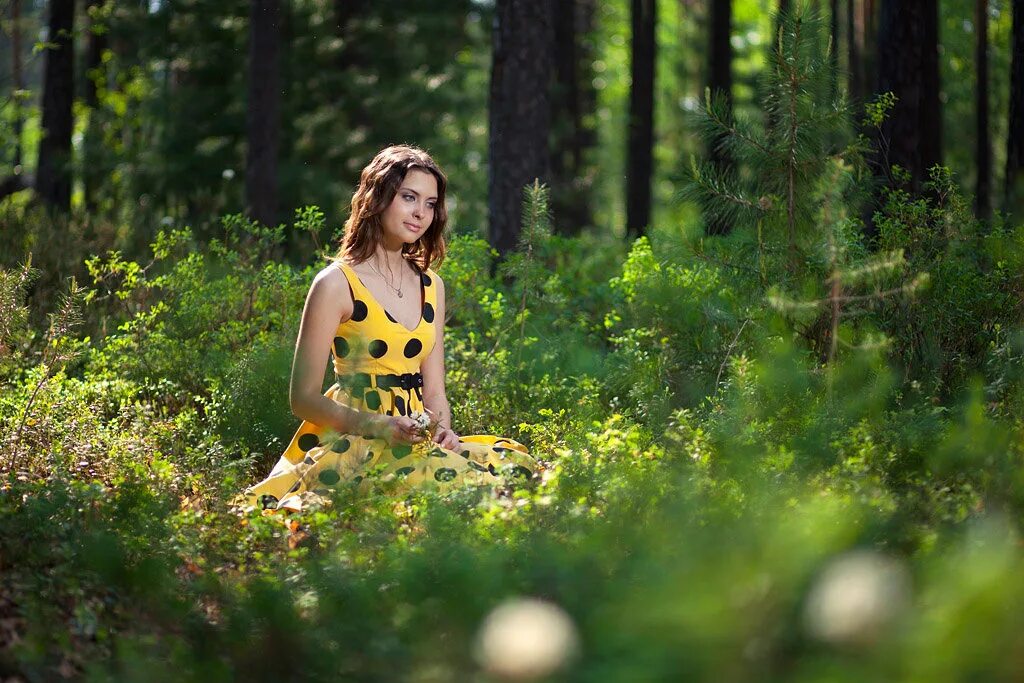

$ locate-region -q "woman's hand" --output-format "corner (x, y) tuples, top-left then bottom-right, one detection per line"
(368, 415), (426, 445)
(432, 426), (461, 450)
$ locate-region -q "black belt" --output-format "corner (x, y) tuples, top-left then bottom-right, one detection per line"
(339, 372), (423, 391)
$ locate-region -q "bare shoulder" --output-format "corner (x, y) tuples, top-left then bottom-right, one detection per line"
(307, 262), (353, 316)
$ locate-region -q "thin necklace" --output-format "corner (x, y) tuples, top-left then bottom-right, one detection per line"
(370, 255), (404, 298)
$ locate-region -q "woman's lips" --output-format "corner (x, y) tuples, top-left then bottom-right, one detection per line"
(404, 222), (422, 231)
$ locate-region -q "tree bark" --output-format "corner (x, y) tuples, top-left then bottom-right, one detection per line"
(550, 0), (597, 236)
(705, 0), (733, 236)
(11, 0), (24, 171)
(246, 0), (281, 227)
(875, 0), (941, 194)
(626, 0), (656, 238)
(1006, 0), (1024, 216)
(35, 0), (75, 211)
(830, 0), (840, 103)
(83, 0), (107, 212)
(488, 0), (553, 257)
(976, 0), (991, 220)
(847, 0), (862, 106)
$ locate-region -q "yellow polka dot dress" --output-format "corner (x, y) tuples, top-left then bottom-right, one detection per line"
(242, 261), (539, 511)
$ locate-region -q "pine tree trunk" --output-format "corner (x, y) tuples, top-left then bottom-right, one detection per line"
(11, 0), (24, 171)
(976, 0), (991, 220)
(246, 0), (281, 227)
(83, 0), (107, 212)
(830, 0), (840, 103)
(863, 0), (877, 94)
(705, 0), (733, 236)
(35, 0), (75, 211)
(488, 0), (553, 257)
(1006, 0), (1024, 215)
(875, 0), (941, 194)
(550, 0), (596, 236)
(626, 0), (656, 238)
(847, 0), (862, 105)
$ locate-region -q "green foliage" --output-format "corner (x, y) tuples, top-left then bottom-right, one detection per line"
(2, 193), (1024, 680)
(873, 167), (1023, 397)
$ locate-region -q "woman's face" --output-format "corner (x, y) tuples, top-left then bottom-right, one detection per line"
(380, 168), (438, 248)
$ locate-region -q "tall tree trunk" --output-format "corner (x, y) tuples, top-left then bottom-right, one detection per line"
(705, 0), (733, 236)
(976, 0), (991, 220)
(488, 0), (553, 257)
(626, 0), (656, 238)
(83, 0), (107, 212)
(35, 0), (75, 211)
(246, 0), (281, 227)
(875, 0), (941, 194)
(11, 0), (24, 171)
(830, 0), (840, 103)
(1006, 0), (1024, 216)
(863, 0), (877, 95)
(847, 0), (862, 105)
(550, 0), (597, 236)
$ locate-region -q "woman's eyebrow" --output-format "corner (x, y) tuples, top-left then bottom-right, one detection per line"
(399, 186), (438, 200)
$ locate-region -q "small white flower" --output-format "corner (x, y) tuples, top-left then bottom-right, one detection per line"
(474, 597), (579, 680)
(803, 550), (910, 647)
(409, 410), (431, 434)
(222, 168), (235, 180)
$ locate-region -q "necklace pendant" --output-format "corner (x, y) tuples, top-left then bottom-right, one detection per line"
(397, 291), (403, 298)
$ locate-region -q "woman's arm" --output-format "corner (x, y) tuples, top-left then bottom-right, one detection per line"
(420, 273), (460, 449)
(290, 264), (424, 445)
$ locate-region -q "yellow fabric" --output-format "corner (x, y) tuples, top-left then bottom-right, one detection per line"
(241, 261), (537, 511)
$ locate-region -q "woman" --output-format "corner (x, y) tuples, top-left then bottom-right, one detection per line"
(243, 145), (537, 511)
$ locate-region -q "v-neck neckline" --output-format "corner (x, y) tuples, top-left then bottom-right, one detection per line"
(341, 260), (425, 333)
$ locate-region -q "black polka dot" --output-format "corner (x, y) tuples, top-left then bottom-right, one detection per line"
(364, 390), (382, 410)
(468, 460), (488, 472)
(331, 438), (350, 453)
(303, 456), (315, 465)
(395, 466), (415, 477)
(404, 338), (423, 358)
(318, 469), (340, 485)
(259, 495), (279, 509)
(298, 433), (320, 452)
(488, 463), (499, 475)
(287, 481), (301, 493)
(421, 272), (432, 287)
(460, 450), (471, 459)
(351, 300), (368, 321)
(510, 465), (533, 479)
(394, 395), (406, 416)
(369, 340), (388, 358)
(385, 310), (397, 324)
(334, 336), (350, 357)
(363, 451), (374, 463)
(434, 467), (457, 482)
(391, 444), (412, 459)
(422, 303), (435, 323)
(353, 475), (363, 484)
(428, 448), (448, 458)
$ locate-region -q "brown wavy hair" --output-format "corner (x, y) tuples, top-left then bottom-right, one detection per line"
(335, 145), (448, 271)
